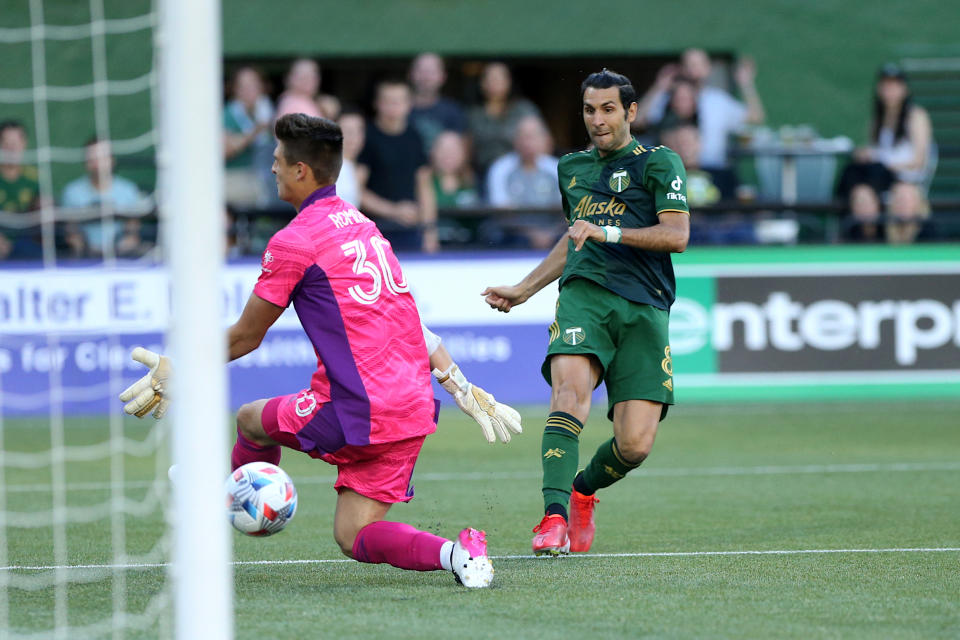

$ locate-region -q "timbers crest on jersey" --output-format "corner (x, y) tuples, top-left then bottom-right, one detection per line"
(609, 169), (630, 193)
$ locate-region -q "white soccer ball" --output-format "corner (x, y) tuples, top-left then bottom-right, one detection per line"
(225, 462), (298, 536)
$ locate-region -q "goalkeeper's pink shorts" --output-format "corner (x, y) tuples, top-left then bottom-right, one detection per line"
(261, 391), (426, 504)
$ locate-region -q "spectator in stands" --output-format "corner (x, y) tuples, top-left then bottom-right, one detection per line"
(275, 58), (323, 119)
(663, 124), (753, 244)
(357, 78), (439, 253)
(60, 222), (94, 258)
(0, 231), (11, 260)
(467, 62), (541, 188)
(431, 130), (479, 209)
(336, 109), (365, 207)
(0, 121), (40, 214)
(62, 137), (145, 255)
(317, 94), (342, 122)
(843, 183), (885, 242)
(885, 181), (932, 244)
(115, 218), (154, 258)
(650, 76), (700, 142)
(838, 64), (935, 199)
(639, 48), (765, 172)
(0, 120), (42, 259)
(660, 124), (720, 207)
(485, 115), (563, 249)
(223, 66), (275, 207)
(409, 52), (467, 155)
(429, 130), (480, 246)
(486, 115), (559, 208)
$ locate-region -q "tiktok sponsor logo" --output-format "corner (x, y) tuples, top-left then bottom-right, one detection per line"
(261, 250), (274, 274)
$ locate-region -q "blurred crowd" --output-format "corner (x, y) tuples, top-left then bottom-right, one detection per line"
(0, 50), (940, 261)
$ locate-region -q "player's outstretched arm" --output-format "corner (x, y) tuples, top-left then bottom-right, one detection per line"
(481, 234), (568, 313)
(119, 347), (172, 419)
(423, 324), (522, 444)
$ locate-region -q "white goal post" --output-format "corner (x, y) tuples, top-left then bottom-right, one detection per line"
(159, 0), (232, 638)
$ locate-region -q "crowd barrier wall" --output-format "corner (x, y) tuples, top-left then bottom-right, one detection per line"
(1, 246), (958, 416)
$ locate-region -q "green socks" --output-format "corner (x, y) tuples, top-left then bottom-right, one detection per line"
(541, 412), (583, 517)
(578, 437), (642, 494)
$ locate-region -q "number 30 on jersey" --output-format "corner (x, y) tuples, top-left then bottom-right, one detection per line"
(340, 237), (409, 304)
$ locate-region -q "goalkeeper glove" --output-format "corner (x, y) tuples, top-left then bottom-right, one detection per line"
(433, 364), (522, 444)
(119, 347), (172, 419)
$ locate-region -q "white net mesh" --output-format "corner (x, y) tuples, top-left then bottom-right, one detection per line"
(0, 1), (173, 637)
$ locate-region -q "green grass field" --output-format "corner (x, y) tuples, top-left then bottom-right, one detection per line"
(4, 401), (959, 639)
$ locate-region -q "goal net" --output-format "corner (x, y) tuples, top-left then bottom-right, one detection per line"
(0, 0), (230, 637)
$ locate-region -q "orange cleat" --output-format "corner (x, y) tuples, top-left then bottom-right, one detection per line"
(532, 514), (570, 556)
(568, 489), (599, 552)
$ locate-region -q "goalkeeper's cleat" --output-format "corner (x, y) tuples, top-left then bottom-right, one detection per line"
(531, 514), (570, 556)
(568, 489), (599, 552)
(450, 528), (493, 588)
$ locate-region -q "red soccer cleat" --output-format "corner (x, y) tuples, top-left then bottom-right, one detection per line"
(568, 489), (599, 552)
(532, 514), (570, 556)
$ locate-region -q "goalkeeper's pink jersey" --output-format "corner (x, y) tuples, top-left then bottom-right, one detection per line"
(253, 185), (437, 447)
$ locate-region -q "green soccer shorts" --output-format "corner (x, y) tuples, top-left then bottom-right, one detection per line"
(541, 277), (674, 421)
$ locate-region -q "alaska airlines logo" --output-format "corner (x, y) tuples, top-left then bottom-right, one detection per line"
(609, 169), (630, 193)
(572, 195), (626, 219)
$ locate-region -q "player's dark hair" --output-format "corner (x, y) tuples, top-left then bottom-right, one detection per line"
(580, 69), (637, 111)
(274, 113), (343, 185)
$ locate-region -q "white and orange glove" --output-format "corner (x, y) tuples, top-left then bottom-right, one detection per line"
(118, 347), (172, 419)
(433, 364), (522, 444)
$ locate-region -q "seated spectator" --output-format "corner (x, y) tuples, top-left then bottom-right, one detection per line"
(467, 62), (541, 187)
(115, 218), (154, 258)
(663, 124), (753, 244)
(485, 116), (564, 249)
(223, 66), (275, 207)
(356, 79), (439, 253)
(431, 130), (479, 209)
(837, 64), (935, 201)
(885, 181), (932, 244)
(660, 125), (721, 206)
(429, 130), (479, 246)
(486, 115), (559, 207)
(336, 109), (365, 207)
(62, 137), (145, 254)
(0, 120), (40, 213)
(843, 183), (885, 242)
(60, 222), (94, 258)
(317, 94), (342, 121)
(638, 48), (765, 171)
(409, 52), (467, 155)
(275, 58), (323, 119)
(0, 120), (42, 259)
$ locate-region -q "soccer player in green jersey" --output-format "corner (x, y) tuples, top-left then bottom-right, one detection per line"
(482, 69), (689, 555)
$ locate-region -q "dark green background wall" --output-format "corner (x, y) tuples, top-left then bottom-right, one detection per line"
(224, 0), (960, 140)
(2, 0), (958, 192)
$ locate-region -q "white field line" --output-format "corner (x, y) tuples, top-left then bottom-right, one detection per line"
(4, 547), (960, 572)
(4, 460), (960, 493)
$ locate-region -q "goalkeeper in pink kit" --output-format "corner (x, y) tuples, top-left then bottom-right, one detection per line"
(120, 113), (521, 588)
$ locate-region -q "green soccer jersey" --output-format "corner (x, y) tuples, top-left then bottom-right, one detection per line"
(557, 138), (688, 310)
(0, 166), (40, 213)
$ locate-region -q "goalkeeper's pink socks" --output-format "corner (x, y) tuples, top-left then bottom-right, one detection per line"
(352, 521), (451, 571)
(230, 429), (281, 470)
